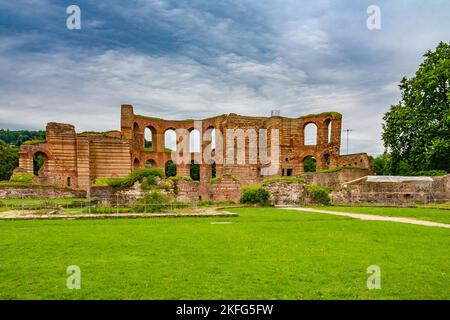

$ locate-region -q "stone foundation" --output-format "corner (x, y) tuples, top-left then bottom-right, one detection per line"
(0, 185), (86, 199)
(264, 182), (305, 205)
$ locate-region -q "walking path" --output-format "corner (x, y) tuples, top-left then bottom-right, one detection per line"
(280, 207), (450, 229)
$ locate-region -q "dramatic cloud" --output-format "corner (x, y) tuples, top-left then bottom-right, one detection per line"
(0, 0), (449, 155)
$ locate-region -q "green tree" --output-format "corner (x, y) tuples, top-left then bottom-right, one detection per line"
(165, 160), (177, 177)
(303, 156), (317, 172)
(190, 161), (200, 181)
(371, 153), (392, 175)
(0, 140), (19, 181)
(382, 42), (450, 173)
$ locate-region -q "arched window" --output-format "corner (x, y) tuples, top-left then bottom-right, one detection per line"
(164, 129), (176, 152)
(205, 127), (216, 150)
(189, 129), (201, 153)
(304, 123), (317, 146)
(33, 152), (47, 176)
(144, 126), (156, 151)
(303, 155), (317, 172)
(325, 119), (332, 144)
(165, 160), (177, 177)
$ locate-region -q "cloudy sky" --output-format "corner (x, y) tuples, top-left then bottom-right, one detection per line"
(0, 0), (449, 155)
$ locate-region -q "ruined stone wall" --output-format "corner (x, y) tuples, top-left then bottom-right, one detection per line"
(123, 105), (352, 187)
(264, 182), (305, 205)
(208, 177), (241, 202)
(18, 124), (131, 191)
(0, 185), (86, 199)
(330, 177), (450, 205)
(176, 179), (200, 202)
(338, 153), (372, 171)
(302, 168), (370, 187)
(16, 104), (370, 194)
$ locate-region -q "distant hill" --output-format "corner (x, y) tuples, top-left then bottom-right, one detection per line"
(0, 129), (46, 148)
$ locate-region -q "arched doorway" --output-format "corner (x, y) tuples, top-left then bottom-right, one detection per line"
(133, 157), (140, 170)
(303, 155), (317, 173)
(165, 160), (177, 177)
(33, 152), (47, 176)
(145, 159), (157, 168)
(190, 160), (200, 181)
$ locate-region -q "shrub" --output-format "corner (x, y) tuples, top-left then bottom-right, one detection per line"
(140, 175), (158, 191)
(209, 177), (221, 183)
(306, 185), (331, 205)
(240, 185), (270, 205)
(132, 191), (173, 213)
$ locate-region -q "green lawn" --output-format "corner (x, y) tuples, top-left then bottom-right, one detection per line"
(310, 206), (450, 224)
(0, 207), (448, 299)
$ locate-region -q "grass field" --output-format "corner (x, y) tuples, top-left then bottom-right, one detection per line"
(310, 206), (450, 224)
(0, 207), (449, 299)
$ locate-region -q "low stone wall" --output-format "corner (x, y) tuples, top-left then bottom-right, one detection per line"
(302, 168), (369, 187)
(176, 179), (200, 202)
(90, 183), (147, 206)
(0, 185), (86, 199)
(330, 175), (450, 205)
(208, 177), (241, 202)
(264, 182), (305, 205)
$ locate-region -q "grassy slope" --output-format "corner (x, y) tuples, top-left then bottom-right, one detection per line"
(310, 206), (450, 224)
(0, 207), (449, 299)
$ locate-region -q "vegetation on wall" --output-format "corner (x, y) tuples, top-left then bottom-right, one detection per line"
(381, 42), (450, 175)
(93, 168), (165, 188)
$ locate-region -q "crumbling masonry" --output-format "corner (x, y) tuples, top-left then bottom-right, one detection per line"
(17, 104), (371, 199)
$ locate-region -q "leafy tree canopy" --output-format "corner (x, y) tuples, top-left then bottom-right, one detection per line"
(0, 140), (19, 181)
(0, 129), (46, 148)
(382, 42), (450, 173)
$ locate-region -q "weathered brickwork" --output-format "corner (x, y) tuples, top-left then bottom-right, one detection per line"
(17, 104), (371, 199)
(0, 185), (86, 199)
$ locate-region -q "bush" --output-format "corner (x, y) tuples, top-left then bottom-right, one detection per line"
(240, 186), (270, 205)
(306, 185), (331, 205)
(132, 192), (174, 213)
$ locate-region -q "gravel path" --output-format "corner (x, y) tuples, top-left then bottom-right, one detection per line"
(280, 207), (450, 229)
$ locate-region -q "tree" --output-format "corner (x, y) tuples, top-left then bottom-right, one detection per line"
(382, 42), (450, 173)
(303, 156), (316, 172)
(0, 140), (19, 181)
(371, 153), (392, 175)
